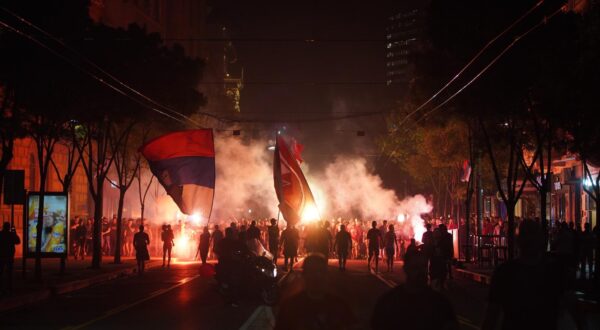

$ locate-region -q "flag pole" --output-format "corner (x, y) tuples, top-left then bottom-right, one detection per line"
(207, 129), (216, 226)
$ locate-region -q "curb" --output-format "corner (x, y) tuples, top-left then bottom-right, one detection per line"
(0, 260), (161, 312)
(454, 268), (492, 285)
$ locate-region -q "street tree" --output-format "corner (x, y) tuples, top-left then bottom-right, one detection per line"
(50, 122), (83, 194)
(71, 22), (205, 267)
(567, 1), (600, 226)
(108, 123), (144, 264)
(405, 0), (578, 257)
(136, 161), (155, 223)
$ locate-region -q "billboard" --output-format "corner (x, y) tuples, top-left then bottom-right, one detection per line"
(25, 192), (68, 257)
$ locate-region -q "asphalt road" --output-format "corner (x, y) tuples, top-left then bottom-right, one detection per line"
(0, 258), (488, 330)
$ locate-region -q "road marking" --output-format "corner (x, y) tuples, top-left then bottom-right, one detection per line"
(240, 257), (305, 330)
(457, 315), (480, 330)
(277, 257), (304, 286)
(239, 305), (266, 330)
(62, 275), (200, 330)
(369, 269), (481, 330)
(239, 305), (276, 330)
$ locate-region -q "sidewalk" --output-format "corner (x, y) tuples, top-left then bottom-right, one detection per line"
(454, 262), (493, 285)
(454, 261), (600, 328)
(0, 256), (161, 312)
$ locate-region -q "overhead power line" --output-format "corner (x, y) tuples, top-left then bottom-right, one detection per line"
(0, 18), (190, 126)
(0, 2), (566, 128)
(396, 0), (545, 128)
(416, 4), (566, 123)
(0, 6), (219, 126)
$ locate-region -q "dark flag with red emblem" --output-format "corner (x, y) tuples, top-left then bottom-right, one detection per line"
(273, 135), (316, 226)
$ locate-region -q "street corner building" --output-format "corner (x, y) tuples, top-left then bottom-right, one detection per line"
(140, 129), (215, 216)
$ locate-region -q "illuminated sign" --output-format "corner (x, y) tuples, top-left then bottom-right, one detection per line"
(25, 192), (69, 257)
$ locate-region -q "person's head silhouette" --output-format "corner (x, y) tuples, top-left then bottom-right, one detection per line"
(517, 219), (544, 259)
(404, 250), (428, 287)
(302, 254), (328, 296)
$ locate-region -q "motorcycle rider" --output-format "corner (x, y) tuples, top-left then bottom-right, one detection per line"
(217, 227), (245, 307)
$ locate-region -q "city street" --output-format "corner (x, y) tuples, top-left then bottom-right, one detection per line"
(0, 259), (486, 330)
(2, 1), (600, 330)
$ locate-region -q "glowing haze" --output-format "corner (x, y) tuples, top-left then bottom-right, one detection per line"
(133, 134), (432, 239)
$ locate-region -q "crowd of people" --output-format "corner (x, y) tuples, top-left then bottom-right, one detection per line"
(63, 213), (600, 282)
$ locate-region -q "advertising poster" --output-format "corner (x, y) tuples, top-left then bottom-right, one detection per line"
(26, 193), (68, 256)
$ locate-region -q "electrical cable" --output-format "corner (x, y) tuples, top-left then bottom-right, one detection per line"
(0, 1), (564, 128)
(415, 5), (566, 124)
(0, 19), (192, 126)
(396, 0), (545, 127)
(0, 6), (217, 126)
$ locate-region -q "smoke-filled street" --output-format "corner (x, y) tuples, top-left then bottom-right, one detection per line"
(0, 259), (486, 330)
(3, 1), (600, 330)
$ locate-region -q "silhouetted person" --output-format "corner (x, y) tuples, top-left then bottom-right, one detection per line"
(0, 222), (20, 294)
(247, 220), (261, 242)
(101, 217), (111, 255)
(334, 224), (352, 271)
(594, 223), (600, 280)
(74, 218), (87, 260)
(384, 224), (400, 272)
(229, 222), (238, 239)
(580, 222), (594, 280)
(133, 225), (150, 275)
(317, 221), (333, 260)
(161, 224), (174, 268)
(372, 250), (458, 330)
(280, 224), (300, 272)
(421, 223), (434, 279)
(198, 226), (211, 265)
(367, 221), (382, 272)
(217, 227), (245, 307)
(379, 220), (388, 256)
(404, 238), (418, 266)
(483, 220), (567, 330)
(211, 224), (224, 258)
(268, 219), (280, 264)
(554, 221), (576, 286)
(275, 255), (355, 330)
(238, 225), (247, 242)
(431, 224), (453, 290)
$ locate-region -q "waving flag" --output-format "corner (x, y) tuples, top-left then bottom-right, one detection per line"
(460, 159), (472, 182)
(140, 129), (215, 217)
(273, 135), (317, 226)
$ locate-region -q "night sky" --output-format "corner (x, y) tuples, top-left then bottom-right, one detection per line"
(210, 0), (416, 188)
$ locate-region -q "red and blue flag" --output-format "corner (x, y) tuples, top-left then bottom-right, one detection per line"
(140, 129), (215, 216)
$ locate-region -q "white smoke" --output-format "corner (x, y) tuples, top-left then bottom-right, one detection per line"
(314, 156), (432, 239)
(212, 134), (278, 220)
(127, 135), (431, 239)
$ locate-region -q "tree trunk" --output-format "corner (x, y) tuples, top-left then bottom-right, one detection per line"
(91, 176), (104, 269)
(34, 170), (47, 281)
(114, 189), (125, 264)
(141, 204), (145, 223)
(540, 188), (548, 247)
(465, 175), (474, 262)
(507, 202), (516, 260)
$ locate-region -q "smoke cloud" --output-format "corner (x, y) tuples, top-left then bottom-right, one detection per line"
(212, 134), (278, 219)
(313, 156), (432, 239)
(125, 135), (431, 239)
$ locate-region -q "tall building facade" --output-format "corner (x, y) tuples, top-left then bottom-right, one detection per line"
(385, 8), (426, 91)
